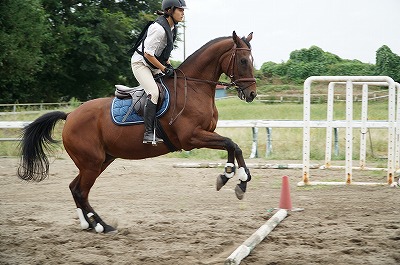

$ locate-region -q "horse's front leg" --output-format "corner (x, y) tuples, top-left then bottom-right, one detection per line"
(232, 144), (252, 200)
(217, 140), (251, 200)
(216, 142), (236, 191)
(188, 130), (251, 200)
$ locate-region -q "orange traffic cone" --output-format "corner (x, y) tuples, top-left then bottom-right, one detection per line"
(279, 175), (292, 210)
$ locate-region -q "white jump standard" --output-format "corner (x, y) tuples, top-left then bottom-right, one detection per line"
(299, 76), (398, 186)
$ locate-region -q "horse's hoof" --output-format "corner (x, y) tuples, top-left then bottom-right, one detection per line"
(235, 184), (245, 200)
(105, 229), (118, 234)
(216, 174), (229, 191)
(103, 224), (118, 234)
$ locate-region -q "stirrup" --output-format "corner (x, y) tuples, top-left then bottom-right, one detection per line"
(143, 137), (163, 146)
(143, 129), (163, 146)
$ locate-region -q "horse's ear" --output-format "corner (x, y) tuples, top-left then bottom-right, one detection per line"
(232, 31), (241, 46)
(246, 32), (253, 43)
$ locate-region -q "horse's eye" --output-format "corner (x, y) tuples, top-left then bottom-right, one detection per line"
(240, 58), (247, 65)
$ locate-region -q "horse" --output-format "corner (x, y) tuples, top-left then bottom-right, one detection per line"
(17, 31), (257, 233)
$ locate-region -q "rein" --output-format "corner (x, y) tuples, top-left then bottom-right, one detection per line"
(168, 44), (256, 125)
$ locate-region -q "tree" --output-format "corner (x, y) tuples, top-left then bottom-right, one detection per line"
(0, 0), (49, 103)
(261, 46), (378, 84)
(1, 0), (162, 103)
(289, 45), (341, 64)
(376, 45), (400, 82)
(38, 0), (162, 101)
(285, 46), (344, 82)
(328, 60), (375, 76)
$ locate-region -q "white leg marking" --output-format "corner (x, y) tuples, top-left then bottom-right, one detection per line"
(76, 208), (89, 230)
(237, 167), (248, 181)
(95, 223), (104, 233)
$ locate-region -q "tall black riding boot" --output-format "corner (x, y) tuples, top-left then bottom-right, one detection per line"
(143, 98), (163, 145)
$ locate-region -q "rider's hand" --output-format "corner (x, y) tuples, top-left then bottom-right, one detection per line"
(163, 65), (174, 77)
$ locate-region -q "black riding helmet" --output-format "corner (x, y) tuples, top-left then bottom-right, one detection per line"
(161, 0), (187, 24)
(162, 0), (187, 10)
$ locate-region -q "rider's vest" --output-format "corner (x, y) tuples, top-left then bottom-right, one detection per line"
(133, 16), (177, 69)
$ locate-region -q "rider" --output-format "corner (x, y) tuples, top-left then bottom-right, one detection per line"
(131, 0), (186, 145)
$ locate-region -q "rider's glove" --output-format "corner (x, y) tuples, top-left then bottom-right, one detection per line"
(163, 65), (174, 77)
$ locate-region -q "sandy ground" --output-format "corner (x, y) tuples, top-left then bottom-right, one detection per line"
(0, 156), (399, 265)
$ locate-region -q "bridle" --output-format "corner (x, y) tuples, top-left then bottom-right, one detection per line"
(224, 44), (257, 99)
(168, 42), (256, 124)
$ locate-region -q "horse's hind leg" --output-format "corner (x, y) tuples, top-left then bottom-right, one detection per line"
(69, 156), (116, 233)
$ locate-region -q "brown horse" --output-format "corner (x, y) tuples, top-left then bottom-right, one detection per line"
(18, 31), (257, 233)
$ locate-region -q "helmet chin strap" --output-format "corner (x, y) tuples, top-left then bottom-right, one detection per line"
(166, 8), (178, 25)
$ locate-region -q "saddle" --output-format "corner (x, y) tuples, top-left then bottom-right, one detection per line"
(111, 78), (178, 152)
(111, 80), (170, 125)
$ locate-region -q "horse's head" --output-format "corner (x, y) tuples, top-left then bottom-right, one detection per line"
(223, 31), (257, 102)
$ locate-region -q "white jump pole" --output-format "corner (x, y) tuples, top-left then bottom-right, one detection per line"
(173, 162), (320, 169)
(225, 209), (288, 265)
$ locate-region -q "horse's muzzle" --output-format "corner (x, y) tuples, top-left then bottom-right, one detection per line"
(240, 90), (256, 102)
(246, 91), (257, 102)
(237, 89), (257, 102)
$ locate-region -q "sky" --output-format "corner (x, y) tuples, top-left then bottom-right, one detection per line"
(170, 0), (400, 69)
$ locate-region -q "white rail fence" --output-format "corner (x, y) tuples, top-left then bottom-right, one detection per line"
(0, 121), (31, 141)
(1, 118), (396, 161)
(0, 102), (74, 114)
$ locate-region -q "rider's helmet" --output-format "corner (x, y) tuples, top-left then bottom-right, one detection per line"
(162, 0), (187, 11)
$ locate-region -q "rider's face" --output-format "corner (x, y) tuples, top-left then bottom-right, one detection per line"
(172, 7), (184, 22)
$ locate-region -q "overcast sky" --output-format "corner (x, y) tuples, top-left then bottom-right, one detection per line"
(170, 0), (400, 69)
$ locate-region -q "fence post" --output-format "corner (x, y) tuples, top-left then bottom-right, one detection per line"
(250, 127), (258, 158)
(266, 127), (272, 157)
(359, 84), (368, 169)
(334, 128), (339, 156)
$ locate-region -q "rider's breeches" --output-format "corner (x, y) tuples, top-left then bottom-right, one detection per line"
(131, 61), (159, 104)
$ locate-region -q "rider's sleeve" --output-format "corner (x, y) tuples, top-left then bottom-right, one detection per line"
(143, 23), (167, 57)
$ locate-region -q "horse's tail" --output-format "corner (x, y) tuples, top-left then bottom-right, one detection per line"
(17, 111), (68, 182)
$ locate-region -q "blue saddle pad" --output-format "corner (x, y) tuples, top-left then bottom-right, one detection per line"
(111, 85), (170, 125)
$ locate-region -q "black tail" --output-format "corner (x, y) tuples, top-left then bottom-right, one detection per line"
(17, 111), (68, 182)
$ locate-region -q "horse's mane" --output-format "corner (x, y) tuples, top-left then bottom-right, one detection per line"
(178, 35), (251, 68)
(178, 36), (231, 68)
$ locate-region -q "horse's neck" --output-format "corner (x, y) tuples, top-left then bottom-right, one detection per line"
(178, 39), (233, 82)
